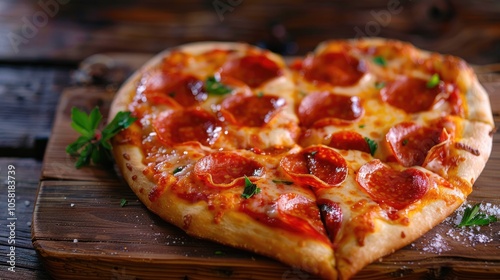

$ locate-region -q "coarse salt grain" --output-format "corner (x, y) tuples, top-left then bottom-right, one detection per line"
(422, 234), (450, 253)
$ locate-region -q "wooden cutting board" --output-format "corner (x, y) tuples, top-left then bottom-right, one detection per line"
(33, 62), (500, 279)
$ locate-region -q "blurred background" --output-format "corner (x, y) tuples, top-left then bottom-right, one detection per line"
(1, 0), (500, 158)
(1, 0), (500, 64)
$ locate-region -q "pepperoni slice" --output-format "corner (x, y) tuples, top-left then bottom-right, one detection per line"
(356, 160), (429, 210)
(298, 91), (363, 127)
(221, 95), (286, 127)
(280, 146), (347, 189)
(302, 52), (365, 87)
(240, 193), (328, 242)
(160, 51), (190, 71)
(153, 108), (221, 146)
(380, 77), (445, 113)
(194, 152), (263, 188)
(220, 54), (283, 88)
(328, 131), (371, 153)
(318, 199), (342, 244)
(199, 49), (232, 68)
(140, 71), (207, 107)
(386, 122), (443, 167)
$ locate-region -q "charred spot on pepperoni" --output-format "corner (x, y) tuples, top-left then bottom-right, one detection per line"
(386, 122), (443, 167)
(318, 199), (343, 244)
(280, 146), (348, 188)
(301, 52), (365, 87)
(380, 76), (445, 113)
(219, 54), (283, 88)
(153, 108), (221, 146)
(194, 151), (263, 188)
(221, 95), (286, 127)
(139, 70), (207, 107)
(328, 131), (371, 154)
(298, 91), (363, 127)
(356, 160), (429, 210)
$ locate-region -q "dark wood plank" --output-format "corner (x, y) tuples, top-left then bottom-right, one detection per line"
(0, 66), (72, 158)
(1, 0), (500, 64)
(0, 158), (51, 280)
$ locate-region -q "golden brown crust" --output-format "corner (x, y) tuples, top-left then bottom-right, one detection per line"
(424, 119), (493, 193)
(468, 77), (495, 126)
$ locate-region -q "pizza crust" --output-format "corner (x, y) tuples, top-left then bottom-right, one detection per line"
(468, 77), (495, 126)
(424, 119), (493, 194)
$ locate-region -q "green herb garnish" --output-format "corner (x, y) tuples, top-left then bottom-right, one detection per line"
(173, 166), (185, 175)
(66, 107), (136, 168)
(458, 203), (497, 227)
(120, 198), (128, 207)
(272, 179), (294, 185)
(373, 56), (387, 67)
(214, 250), (225, 255)
(359, 124), (365, 129)
(426, 73), (441, 88)
(257, 91), (264, 98)
(375, 81), (386, 89)
(402, 139), (409, 146)
(205, 75), (232, 95)
(241, 176), (261, 199)
(364, 137), (378, 156)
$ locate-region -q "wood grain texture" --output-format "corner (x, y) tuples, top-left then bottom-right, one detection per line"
(0, 66), (72, 158)
(32, 63), (500, 279)
(0, 158), (51, 280)
(1, 0), (500, 64)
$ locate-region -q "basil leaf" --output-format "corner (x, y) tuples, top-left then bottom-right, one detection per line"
(458, 203), (497, 227)
(364, 137), (378, 156)
(120, 198), (128, 207)
(66, 135), (92, 155)
(173, 166), (185, 175)
(67, 106), (136, 168)
(426, 73), (440, 88)
(75, 144), (93, 169)
(70, 107), (93, 138)
(241, 176), (261, 199)
(89, 107), (103, 132)
(205, 76), (232, 95)
(101, 111), (136, 142)
(373, 56), (387, 67)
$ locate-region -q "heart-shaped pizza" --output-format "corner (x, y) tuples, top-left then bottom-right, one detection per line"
(109, 38), (494, 279)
